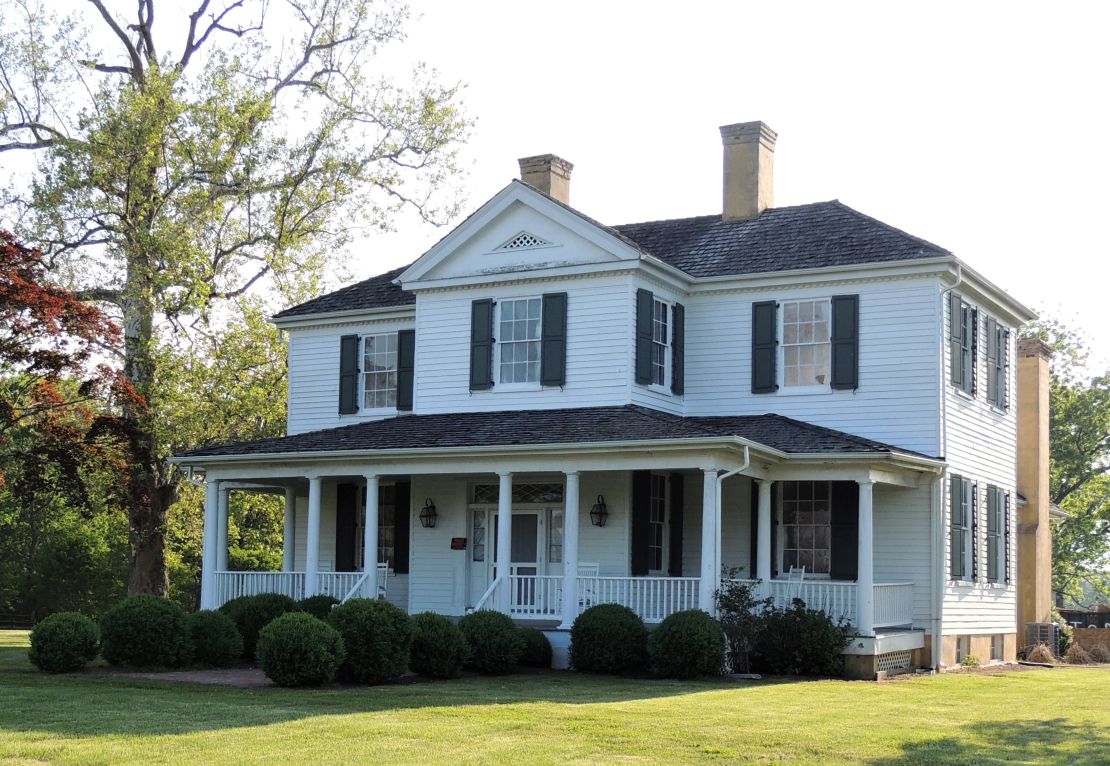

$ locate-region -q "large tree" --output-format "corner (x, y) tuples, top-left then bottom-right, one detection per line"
(0, 0), (469, 594)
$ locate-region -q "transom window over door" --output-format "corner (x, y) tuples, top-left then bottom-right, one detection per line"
(499, 298), (541, 384)
(651, 298), (669, 386)
(782, 299), (831, 388)
(362, 334), (398, 409)
(782, 480), (831, 575)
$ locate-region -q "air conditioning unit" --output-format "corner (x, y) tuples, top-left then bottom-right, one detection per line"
(1025, 622), (1059, 655)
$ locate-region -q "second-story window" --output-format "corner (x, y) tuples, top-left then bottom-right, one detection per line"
(782, 299), (831, 388)
(362, 333), (398, 409)
(498, 297), (541, 384)
(951, 297), (977, 395)
(651, 298), (669, 386)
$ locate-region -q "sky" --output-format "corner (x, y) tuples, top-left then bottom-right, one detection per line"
(354, 0), (1109, 369)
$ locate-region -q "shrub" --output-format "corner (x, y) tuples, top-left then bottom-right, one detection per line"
(257, 612), (345, 687)
(457, 611), (523, 674)
(649, 609), (726, 679)
(569, 603), (648, 675)
(100, 594), (193, 668)
(960, 654), (981, 668)
(1088, 643), (1110, 664)
(295, 595), (339, 620)
(409, 612), (470, 678)
(28, 612), (99, 673)
(1026, 642), (1054, 663)
(187, 610), (244, 668)
(327, 599), (412, 683)
(751, 598), (851, 676)
(517, 627), (553, 668)
(715, 575), (773, 673)
(219, 593), (296, 659)
(1064, 643), (1092, 665)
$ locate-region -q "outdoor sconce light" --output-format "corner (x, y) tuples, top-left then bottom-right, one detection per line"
(589, 495), (608, 527)
(419, 498), (438, 528)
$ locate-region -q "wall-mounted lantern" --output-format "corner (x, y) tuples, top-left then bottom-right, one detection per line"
(419, 498), (438, 528)
(589, 495), (608, 527)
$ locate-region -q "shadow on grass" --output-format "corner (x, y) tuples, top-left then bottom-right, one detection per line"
(871, 719), (1110, 766)
(0, 644), (804, 738)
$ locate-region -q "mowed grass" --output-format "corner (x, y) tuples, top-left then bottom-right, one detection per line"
(1, 630), (1107, 765)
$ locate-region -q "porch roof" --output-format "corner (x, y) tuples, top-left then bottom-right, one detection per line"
(175, 405), (937, 462)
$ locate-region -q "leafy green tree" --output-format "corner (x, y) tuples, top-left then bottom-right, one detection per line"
(1, 0), (469, 595)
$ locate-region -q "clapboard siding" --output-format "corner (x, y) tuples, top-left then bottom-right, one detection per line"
(872, 484), (934, 629)
(683, 277), (942, 456)
(413, 274), (633, 414)
(577, 472), (632, 576)
(942, 293), (1019, 634)
(408, 475), (466, 615)
(286, 317), (415, 435)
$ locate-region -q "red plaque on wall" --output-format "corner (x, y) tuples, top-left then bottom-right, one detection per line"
(450, 537), (467, 550)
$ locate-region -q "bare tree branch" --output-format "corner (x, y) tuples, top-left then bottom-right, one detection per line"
(86, 0), (143, 82)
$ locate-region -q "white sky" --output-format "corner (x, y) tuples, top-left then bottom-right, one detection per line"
(357, 0), (1109, 369)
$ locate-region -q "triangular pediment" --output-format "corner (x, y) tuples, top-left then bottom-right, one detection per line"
(399, 181), (642, 285)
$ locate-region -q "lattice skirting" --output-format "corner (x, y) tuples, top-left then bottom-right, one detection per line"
(877, 649), (914, 672)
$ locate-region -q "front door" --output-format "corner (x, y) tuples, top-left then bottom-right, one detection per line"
(466, 509), (545, 608)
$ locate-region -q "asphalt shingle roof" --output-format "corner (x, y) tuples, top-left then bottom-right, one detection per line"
(178, 405), (934, 460)
(273, 265), (414, 319)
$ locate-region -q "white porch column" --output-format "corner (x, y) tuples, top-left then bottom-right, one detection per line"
(282, 487), (296, 573)
(200, 479), (220, 610)
(560, 471), (580, 628)
(756, 479), (773, 583)
(216, 485), (230, 571)
(699, 469), (718, 612)
(857, 479), (875, 637)
(305, 476), (323, 597)
(364, 474), (380, 598)
(496, 472), (513, 613)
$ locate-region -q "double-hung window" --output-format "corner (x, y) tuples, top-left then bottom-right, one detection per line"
(951, 298), (977, 395)
(498, 297), (542, 384)
(651, 298), (669, 387)
(950, 475), (974, 581)
(362, 334), (398, 409)
(782, 299), (831, 388)
(648, 474), (667, 572)
(782, 481), (832, 575)
(986, 485), (1008, 583)
(987, 319), (1009, 409)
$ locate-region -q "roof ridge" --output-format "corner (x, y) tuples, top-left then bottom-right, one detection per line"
(612, 200), (839, 230)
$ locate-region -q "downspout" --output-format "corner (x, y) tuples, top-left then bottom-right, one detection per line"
(715, 446), (751, 596)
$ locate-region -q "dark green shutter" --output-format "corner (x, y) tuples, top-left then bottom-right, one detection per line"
(540, 292), (567, 386)
(335, 483), (358, 572)
(469, 299), (494, 390)
(950, 476), (964, 579)
(987, 486), (1000, 582)
(1004, 492), (1011, 584)
(986, 317), (998, 406)
(393, 481), (411, 574)
(830, 295), (859, 390)
(635, 289), (653, 385)
(752, 300), (777, 393)
(671, 303), (685, 394)
(949, 292), (963, 388)
(829, 482), (859, 580)
(668, 473), (684, 576)
(630, 471), (651, 576)
(338, 334), (360, 414)
(770, 483), (779, 577)
(397, 329), (415, 411)
(749, 480), (759, 578)
(971, 485), (978, 580)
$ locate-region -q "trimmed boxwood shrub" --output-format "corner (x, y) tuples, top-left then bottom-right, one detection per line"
(751, 599), (851, 676)
(326, 598), (412, 683)
(100, 594), (193, 668)
(187, 610), (244, 668)
(517, 627), (553, 668)
(648, 609), (726, 679)
(295, 595), (340, 620)
(219, 593), (296, 659)
(569, 603), (647, 675)
(257, 612), (345, 687)
(409, 612), (470, 678)
(28, 612), (100, 673)
(457, 611), (523, 674)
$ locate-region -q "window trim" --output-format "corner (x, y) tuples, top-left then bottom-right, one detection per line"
(358, 332), (399, 413)
(777, 480), (833, 579)
(494, 296), (543, 389)
(649, 296), (671, 391)
(950, 476), (975, 582)
(777, 297), (834, 394)
(987, 320), (1010, 411)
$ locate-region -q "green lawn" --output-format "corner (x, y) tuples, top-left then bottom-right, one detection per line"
(1, 630), (1106, 765)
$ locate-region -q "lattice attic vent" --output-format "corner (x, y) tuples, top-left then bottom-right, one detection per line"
(496, 231), (551, 251)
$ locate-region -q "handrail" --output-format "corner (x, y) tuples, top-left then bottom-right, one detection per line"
(471, 576), (503, 613)
(340, 570), (371, 603)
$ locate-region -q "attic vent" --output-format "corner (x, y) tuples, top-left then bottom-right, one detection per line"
(496, 231), (550, 251)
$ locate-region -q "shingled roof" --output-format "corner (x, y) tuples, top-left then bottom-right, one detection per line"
(177, 405), (935, 460)
(273, 265), (414, 319)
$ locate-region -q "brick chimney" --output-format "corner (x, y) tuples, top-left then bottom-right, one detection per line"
(518, 154), (574, 205)
(1016, 338), (1053, 632)
(720, 121), (777, 221)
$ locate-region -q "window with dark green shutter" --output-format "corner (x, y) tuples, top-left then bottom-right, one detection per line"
(396, 329), (415, 411)
(950, 475), (972, 580)
(634, 289), (654, 385)
(830, 295), (859, 390)
(986, 485), (1005, 582)
(751, 300), (777, 393)
(630, 470), (652, 576)
(671, 303), (685, 395)
(950, 294), (977, 395)
(338, 334), (360, 414)
(469, 299), (494, 390)
(986, 318), (1009, 409)
(540, 292), (567, 386)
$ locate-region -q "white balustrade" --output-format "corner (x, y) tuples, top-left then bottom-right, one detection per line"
(872, 582), (914, 628)
(728, 579), (914, 631)
(576, 576), (701, 623)
(213, 571), (305, 607)
(509, 575), (562, 618)
(316, 572), (370, 600)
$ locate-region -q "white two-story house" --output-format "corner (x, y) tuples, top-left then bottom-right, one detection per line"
(174, 121), (1041, 677)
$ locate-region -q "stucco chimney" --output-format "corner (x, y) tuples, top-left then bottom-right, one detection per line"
(1016, 337), (1053, 632)
(720, 121), (777, 221)
(518, 154), (574, 205)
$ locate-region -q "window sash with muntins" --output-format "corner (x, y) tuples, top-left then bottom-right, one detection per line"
(648, 474), (667, 572)
(950, 476), (973, 580)
(953, 301), (977, 394)
(651, 298), (669, 387)
(781, 480), (832, 575)
(361, 334), (399, 410)
(986, 485), (1005, 583)
(988, 323), (1009, 409)
(782, 299), (832, 388)
(498, 297), (542, 384)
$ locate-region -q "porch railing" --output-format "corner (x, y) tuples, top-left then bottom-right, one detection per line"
(214, 571), (305, 606)
(873, 582), (914, 628)
(729, 579), (914, 631)
(509, 575), (562, 618)
(578, 576), (700, 623)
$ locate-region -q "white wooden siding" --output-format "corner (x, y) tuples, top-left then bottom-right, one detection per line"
(683, 277), (942, 456)
(941, 293), (1019, 634)
(577, 472), (631, 576)
(872, 484), (933, 629)
(407, 475), (467, 615)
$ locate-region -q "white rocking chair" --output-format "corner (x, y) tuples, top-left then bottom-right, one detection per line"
(786, 566), (806, 603)
(577, 562), (600, 610)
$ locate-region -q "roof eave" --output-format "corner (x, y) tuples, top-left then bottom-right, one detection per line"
(270, 303), (416, 328)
